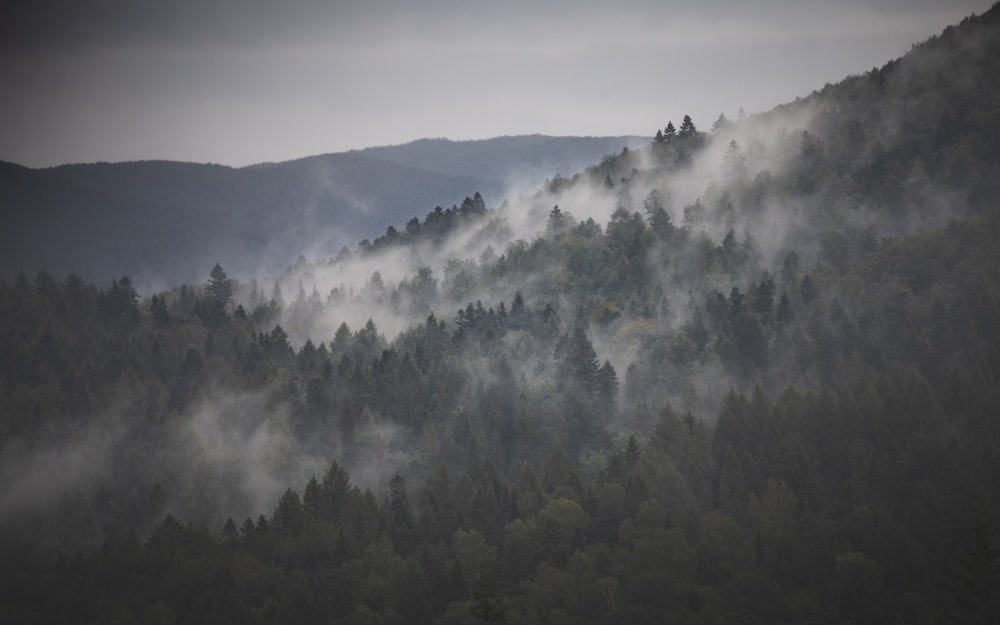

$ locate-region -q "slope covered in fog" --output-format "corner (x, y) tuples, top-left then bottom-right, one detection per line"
(0, 135), (640, 289)
(2, 4), (1000, 625)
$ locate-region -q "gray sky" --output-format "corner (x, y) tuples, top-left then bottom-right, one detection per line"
(1, 0), (992, 168)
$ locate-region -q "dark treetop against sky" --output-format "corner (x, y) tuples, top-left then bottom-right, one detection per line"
(0, 0), (992, 168)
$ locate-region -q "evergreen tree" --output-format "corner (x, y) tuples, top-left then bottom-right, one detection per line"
(800, 274), (817, 304)
(776, 292), (794, 324)
(206, 263), (233, 308)
(150, 294), (170, 327)
(624, 435), (640, 467)
(222, 517), (238, 540)
(103, 276), (139, 331)
(723, 139), (747, 179)
(556, 327), (601, 392)
(406, 216), (422, 237)
(712, 112), (731, 132)
(471, 191), (487, 214)
(597, 360), (619, 411)
(643, 189), (674, 239)
(273, 488), (304, 536)
(116, 275), (139, 308)
(389, 472), (417, 554)
(546, 205), (567, 236)
(679, 114), (697, 137)
(470, 570), (506, 624)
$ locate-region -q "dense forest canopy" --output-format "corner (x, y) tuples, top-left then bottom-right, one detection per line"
(2, 4), (1000, 624)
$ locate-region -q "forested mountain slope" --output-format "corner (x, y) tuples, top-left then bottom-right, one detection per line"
(0, 135), (641, 289)
(2, 4), (1000, 625)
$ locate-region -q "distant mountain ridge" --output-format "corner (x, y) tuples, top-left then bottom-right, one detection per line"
(0, 135), (644, 289)
(354, 135), (645, 185)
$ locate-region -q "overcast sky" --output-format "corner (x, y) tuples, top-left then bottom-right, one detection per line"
(1, 0), (992, 168)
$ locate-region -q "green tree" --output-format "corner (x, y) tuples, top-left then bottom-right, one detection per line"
(273, 487), (304, 536)
(547, 205), (568, 236)
(150, 294), (170, 327)
(643, 189), (674, 239)
(205, 263), (233, 307)
(776, 291), (793, 324)
(454, 528), (498, 593)
(103, 276), (139, 331)
(678, 114), (697, 138)
(539, 497), (587, 564)
(800, 273), (817, 304)
(597, 360), (619, 412)
(470, 570), (506, 624)
(555, 327), (600, 392)
(389, 472), (417, 554)
(411, 266), (438, 306)
(405, 216), (422, 237)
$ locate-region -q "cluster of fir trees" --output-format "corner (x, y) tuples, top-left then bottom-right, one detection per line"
(4, 164), (1000, 624)
(4, 5), (1000, 623)
(4, 368), (998, 624)
(362, 192), (492, 253)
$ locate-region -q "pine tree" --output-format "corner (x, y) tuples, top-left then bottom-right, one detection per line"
(471, 191), (487, 214)
(723, 139), (747, 179)
(116, 275), (139, 307)
(150, 294), (170, 327)
(624, 435), (640, 467)
(712, 112), (731, 132)
(273, 488), (304, 536)
(405, 216), (422, 237)
(556, 327), (600, 392)
(800, 274), (817, 304)
(546, 205), (567, 236)
(222, 517), (238, 541)
(103, 276), (139, 331)
(643, 189), (674, 239)
(598, 360), (619, 411)
(776, 292), (793, 323)
(206, 263), (233, 307)
(470, 570), (506, 624)
(389, 472), (417, 554)
(679, 115), (697, 138)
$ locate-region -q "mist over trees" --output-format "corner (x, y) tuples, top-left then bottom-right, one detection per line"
(3, 4), (1000, 625)
(0, 136), (645, 290)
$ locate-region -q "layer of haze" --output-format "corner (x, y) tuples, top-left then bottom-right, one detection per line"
(1, 0), (992, 168)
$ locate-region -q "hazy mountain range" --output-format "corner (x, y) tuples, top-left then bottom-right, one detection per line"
(3, 4), (1000, 624)
(0, 134), (644, 289)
